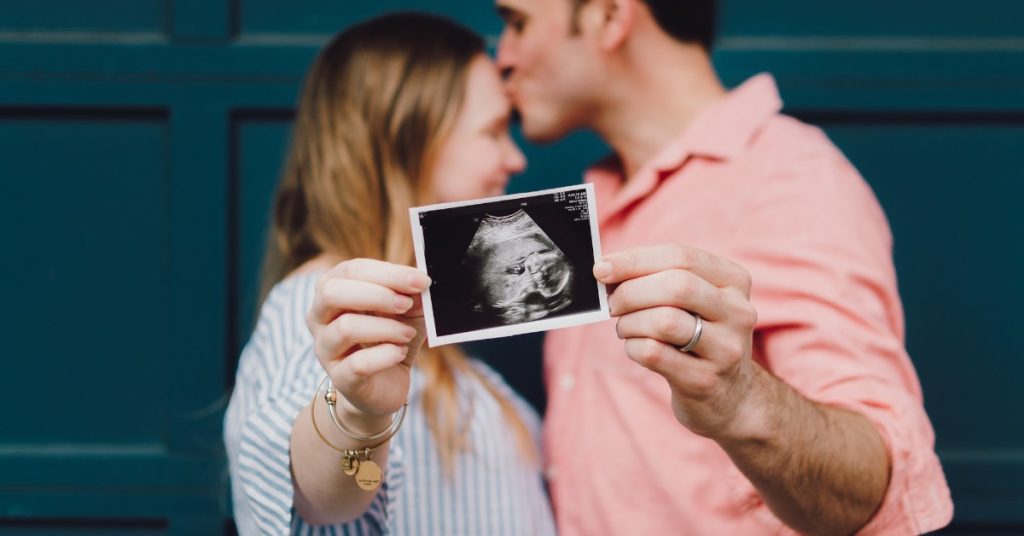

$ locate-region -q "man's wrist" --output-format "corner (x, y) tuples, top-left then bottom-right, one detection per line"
(715, 364), (784, 448)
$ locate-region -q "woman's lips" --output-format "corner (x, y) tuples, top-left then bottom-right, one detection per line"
(504, 83), (521, 106)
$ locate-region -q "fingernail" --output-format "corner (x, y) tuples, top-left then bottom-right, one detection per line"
(409, 273), (431, 290)
(403, 325), (417, 340)
(394, 295), (413, 311)
(593, 261), (611, 281)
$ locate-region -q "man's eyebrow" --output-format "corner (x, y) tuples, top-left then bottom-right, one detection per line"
(495, 5), (520, 21)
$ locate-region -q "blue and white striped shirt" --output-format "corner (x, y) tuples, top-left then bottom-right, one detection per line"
(224, 272), (556, 535)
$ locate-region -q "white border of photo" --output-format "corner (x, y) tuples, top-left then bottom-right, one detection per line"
(409, 183), (610, 347)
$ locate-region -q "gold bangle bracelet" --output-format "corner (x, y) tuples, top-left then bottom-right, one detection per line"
(326, 378), (407, 442)
(308, 375), (407, 491)
(309, 375), (406, 452)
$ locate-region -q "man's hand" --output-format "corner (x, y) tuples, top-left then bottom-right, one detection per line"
(595, 244), (762, 440)
(595, 244), (890, 535)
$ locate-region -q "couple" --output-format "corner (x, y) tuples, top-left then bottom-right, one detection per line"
(226, 1), (953, 535)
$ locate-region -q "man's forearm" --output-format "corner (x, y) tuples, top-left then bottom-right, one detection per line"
(593, 246), (892, 533)
(717, 365), (890, 536)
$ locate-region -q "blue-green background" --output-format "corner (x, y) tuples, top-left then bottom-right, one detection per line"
(1, 1), (1021, 533)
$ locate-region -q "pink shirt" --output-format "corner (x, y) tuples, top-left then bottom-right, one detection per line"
(544, 73), (953, 535)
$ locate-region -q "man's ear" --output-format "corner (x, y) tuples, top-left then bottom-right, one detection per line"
(595, 0), (636, 51)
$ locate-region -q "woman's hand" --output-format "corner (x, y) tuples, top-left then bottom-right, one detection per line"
(306, 259), (431, 428)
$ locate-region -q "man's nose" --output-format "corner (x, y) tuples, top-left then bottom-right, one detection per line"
(495, 32), (516, 78)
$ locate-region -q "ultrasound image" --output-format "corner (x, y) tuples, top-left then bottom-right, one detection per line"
(463, 209), (574, 324)
(417, 187), (602, 338)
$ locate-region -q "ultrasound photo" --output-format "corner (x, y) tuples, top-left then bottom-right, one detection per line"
(410, 184), (610, 347)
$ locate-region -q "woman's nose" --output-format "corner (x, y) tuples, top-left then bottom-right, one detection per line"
(505, 139), (527, 174)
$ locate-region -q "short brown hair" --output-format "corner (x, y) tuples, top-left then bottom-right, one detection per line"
(571, 0), (717, 49)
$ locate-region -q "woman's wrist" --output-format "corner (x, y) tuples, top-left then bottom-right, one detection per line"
(302, 376), (401, 496)
(331, 391), (396, 438)
(310, 397), (392, 452)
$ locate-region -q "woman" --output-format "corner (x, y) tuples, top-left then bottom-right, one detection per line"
(224, 12), (555, 535)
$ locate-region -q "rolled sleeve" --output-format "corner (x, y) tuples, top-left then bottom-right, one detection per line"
(226, 353), (405, 535)
(734, 153), (953, 534)
(813, 380), (952, 534)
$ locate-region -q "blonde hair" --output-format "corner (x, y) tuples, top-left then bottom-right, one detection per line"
(261, 13), (535, 473)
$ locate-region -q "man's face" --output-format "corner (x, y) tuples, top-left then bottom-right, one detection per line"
(495, 0), (600, 143)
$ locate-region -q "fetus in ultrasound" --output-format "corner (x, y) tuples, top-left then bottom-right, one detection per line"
(463, 210), (574, 324)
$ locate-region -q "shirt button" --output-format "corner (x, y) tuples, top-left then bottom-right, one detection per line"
(559, 374), (575, 390)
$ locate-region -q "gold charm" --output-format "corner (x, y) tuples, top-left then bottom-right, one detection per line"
(324, 387), (337, 406)
(341, 453), (359, 476)
(355, 459), (382, 491)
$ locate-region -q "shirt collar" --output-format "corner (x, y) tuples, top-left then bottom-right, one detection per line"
(674, 72), (783, 164)
(589, 73), (784, 223)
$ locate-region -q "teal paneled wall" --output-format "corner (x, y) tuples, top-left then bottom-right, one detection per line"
(2, 111), (169, 445)
(2, 1), (166, 33)
(817, 117), (1024, 525)
(1, 1), (1021, 533)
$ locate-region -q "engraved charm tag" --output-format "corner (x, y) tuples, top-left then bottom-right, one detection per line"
(355, 459), (382, 491)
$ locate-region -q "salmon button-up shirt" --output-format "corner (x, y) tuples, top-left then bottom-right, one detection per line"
(544, 73), (953, 535)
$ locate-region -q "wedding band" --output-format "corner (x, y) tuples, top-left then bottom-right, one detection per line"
(678, 313), (703, 353)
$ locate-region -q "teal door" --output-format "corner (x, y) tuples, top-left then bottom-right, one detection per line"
(1, 1), (1021, 533)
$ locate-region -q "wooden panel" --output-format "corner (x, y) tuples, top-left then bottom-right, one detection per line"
(172, 0), (230, 41)
(0, 109), (169, 448)
(163, 104), (229, 457)
(0, 1), (167, 35)
(720, 0), (1024, 37)
(234, 0), (502, 39)
(229, 112), (292, 364)
(0, 519), (167, 536)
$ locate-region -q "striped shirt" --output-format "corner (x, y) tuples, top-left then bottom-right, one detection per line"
(224, 272), (556, 535)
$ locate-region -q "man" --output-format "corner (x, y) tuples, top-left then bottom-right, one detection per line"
(495, 0), (953, 534)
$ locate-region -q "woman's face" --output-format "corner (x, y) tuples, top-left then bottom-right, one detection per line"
(428, 55), (527, 203)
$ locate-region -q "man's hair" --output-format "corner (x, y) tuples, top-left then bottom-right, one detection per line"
(571, 0), (717, 50)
